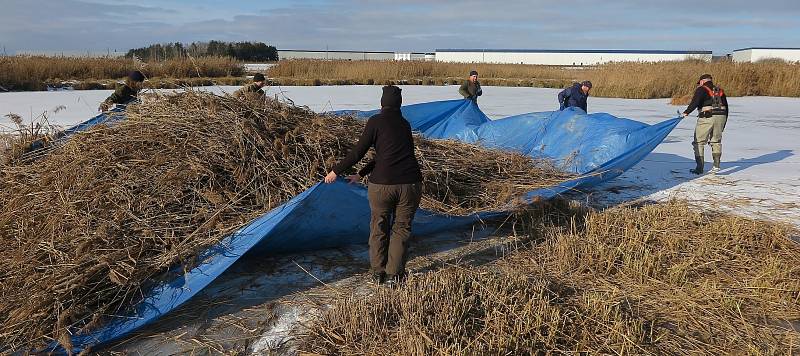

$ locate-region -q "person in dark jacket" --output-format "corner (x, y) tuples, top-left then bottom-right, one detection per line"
(98, 71), (145, 111)
(681, 74), (729, 174)
(324, 85), (423, 287)
(558, 80), (592, 112)
(234, 73), (267, 98)
(458, 70), (482, 103)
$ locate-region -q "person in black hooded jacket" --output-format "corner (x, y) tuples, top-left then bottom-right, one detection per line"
(682, 74), (729, 174)
(324, 85), (423, 287)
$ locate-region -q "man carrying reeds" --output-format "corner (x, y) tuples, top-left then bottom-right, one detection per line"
(558, 80), (592, 112)
(234, 73), (267, 98)
(98, 70), (145, 111)
(324, 85), (423, 287)
(681, 74), (729, 174)
(459, 70), (483, 103)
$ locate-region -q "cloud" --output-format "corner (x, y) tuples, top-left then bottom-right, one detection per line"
(1, 0), (798, 55)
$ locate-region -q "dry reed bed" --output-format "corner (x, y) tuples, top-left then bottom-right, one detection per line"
(268, 59), (800, 99)
(302, 201), (800, 355)
(0, 55), (244, 91)
(0, 91), (572, 351)
(1, 112), (64, 161)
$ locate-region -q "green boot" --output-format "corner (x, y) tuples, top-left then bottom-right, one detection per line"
(690, 156), (704, 175)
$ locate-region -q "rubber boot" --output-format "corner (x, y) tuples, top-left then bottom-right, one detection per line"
(690, 156), (704, 175)
(709, 153), (721, 174)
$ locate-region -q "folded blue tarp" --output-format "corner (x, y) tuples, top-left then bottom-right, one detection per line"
(52, 99), (679, 353)
(336, 99), (681, 199)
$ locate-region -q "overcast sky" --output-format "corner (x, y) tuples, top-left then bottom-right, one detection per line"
(1, 0), (799, 55)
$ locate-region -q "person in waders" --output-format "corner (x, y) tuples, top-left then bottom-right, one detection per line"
(324, 85), (423, 288)
(681, 74), (729, 174)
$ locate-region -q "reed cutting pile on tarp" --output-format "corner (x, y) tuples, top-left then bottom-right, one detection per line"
(0, 91), (573, 350)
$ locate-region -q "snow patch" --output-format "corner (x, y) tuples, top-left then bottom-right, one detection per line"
(250, 306), (304, 354)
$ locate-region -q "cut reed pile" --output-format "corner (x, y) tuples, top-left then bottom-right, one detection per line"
(0, 91), (573, 351)
(301, 201), (800, 355)
(0, 55), (244, 91)
(268, 59), (800, 99)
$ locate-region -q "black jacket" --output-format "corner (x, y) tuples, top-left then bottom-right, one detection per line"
(332, 108), (422, 184)
(684, 82), (729, 118)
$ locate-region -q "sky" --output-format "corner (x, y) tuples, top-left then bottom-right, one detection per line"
(1, 0), (799, 55)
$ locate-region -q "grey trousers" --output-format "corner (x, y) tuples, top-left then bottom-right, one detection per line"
(367, 182), (422, 276)
(693, 114), (728, 158)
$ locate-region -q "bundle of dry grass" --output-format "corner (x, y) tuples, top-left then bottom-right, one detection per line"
(301, 201), (800, 354)
(414, 139), (570, 214)
(0, 91), (572, 351)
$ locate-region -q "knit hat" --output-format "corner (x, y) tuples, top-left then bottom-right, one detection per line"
(581, 80), (592, 89)
(381, 85), (402, 108)
(128, 70), (145, 82)
(469, 70), (478, 76)
(698, 73), (712, 84)
(253, 73), (266, 82)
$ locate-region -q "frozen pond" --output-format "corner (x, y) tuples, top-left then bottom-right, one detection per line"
(2, 85), (798, 225)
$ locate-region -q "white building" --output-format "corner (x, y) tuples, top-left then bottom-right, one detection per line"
(434, 49), (712, 65)
(394, 52), (427, 61)
(278, 49), (395, 61)
(731, 47), (800, 63)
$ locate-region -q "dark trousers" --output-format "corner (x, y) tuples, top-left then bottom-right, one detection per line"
(367, 182), (422, 276)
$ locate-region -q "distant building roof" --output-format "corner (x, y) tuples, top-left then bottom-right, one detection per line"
(733, 47), (800, 52)
(435, 49), (712, 54)
(279, 49), (394, 54)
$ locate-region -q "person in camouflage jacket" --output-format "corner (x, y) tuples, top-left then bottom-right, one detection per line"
(234, 73), (267, 98)
(99, 71), (145, 111)
(458, 70), (482, 103)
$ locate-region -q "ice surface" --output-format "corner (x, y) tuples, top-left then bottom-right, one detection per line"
(2, 85), (796, 224)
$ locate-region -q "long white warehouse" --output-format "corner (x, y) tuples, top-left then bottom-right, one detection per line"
(731, 47), (800, 63)
(435, 49), (712, 65)
(278, 49), (394, 61)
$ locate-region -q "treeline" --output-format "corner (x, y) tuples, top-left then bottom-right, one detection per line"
(125, 41), (278, 62)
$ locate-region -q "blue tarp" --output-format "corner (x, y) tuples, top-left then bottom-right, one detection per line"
(50, 99), (679, 353)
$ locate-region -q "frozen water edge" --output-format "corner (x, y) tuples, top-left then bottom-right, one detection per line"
(1, 86), (798, 353)
(2, 85), (797, 225)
